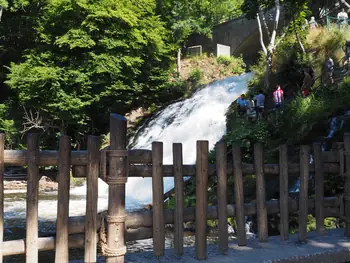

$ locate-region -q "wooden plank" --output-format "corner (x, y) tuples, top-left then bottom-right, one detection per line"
(173, 143), (184, 255)
(254, 143), (268, 242)
(232, 145), (246, 246)
(216, 142), (228, 252)
(106, 114), (128, 263)
(0, 134), (4, 263)
(279, 144), (289, 240)
(344, 133), (350, 237)
(152, 142), (165, 257)
(195, 141), (209, 260)
(299, 145), (310, 242)
(26, 133), (40, 262)
(314, 143), (325, 233)
(3, 149), (151, 166)
(55, 136), (71, 263)
(84, 136), (100, 263)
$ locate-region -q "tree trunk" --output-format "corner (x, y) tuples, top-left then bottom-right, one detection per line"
(177, 49), (181, 74)
(293, 15), (305, 53)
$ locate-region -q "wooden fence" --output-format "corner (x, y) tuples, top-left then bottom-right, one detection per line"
(0, 113), (349, 262)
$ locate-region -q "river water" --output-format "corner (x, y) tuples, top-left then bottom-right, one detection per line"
(4, 73), (252, 262)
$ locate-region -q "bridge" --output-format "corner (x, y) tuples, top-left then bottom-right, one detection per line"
(2, 114), (350, 262)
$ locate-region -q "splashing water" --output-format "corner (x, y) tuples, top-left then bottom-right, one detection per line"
(126, 73), (252, 205)
(4, 73), (252, 222)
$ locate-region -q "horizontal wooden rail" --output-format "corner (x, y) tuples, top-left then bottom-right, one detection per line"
(2, 228), (153, 257)
(3, 149), (151, 166)
(3, 149), (342, 168)
(67, 197), (339, 234)
(129, 162), (340, 177)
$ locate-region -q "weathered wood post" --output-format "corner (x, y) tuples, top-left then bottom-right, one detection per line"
(232, 145), (246, 246)
(84, 136), (100, 263)
(299, 145), (310, 242)
(196, 141), (208, 260)
(106, 114), (128, 263)
(152, 142), (165, 256)
(173, 143), (184, 255)
(0, 134), (4, 263)
(55, 136), (71, 263)
(344, 133), (350, 237)
(254, 143), (268, 242)
(26, 133), (40, 262)
(314, 143), (324, 233)
(216, 142), (228, 253)
(279, 145), (288, 240)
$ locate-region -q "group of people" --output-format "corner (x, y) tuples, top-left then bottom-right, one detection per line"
(237, 85), (284, 120)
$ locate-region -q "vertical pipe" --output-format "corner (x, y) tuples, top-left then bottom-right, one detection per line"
(279, 145), (289, 240)
(299, 145), (310, 242)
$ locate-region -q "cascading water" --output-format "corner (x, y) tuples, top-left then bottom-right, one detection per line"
(4, 73), (252, 237)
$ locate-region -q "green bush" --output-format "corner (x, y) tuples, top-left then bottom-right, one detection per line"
(188, 68), (202, 84)
(217, 55), (234, 66)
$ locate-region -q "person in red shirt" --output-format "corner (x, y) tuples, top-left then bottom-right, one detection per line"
(273, 85), (284, 108)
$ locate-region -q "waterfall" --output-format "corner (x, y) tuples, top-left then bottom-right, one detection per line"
(126, 73), (252, 205)
(4, 73), (252, 221)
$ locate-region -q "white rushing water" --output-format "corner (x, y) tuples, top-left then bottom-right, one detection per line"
(4, 73), (252, 221)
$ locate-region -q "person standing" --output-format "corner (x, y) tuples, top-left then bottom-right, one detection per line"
(254, 90), (265, 120)
(273, 85), (284, 108)
(237, 94), (248, 117)
(337, 8), (348, 24)
(309, 16), (318, 30)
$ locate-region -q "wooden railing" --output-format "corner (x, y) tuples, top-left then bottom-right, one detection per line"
(0, 114), (349, 262)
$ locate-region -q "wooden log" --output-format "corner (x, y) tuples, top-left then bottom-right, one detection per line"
(0, 134), (4, 263)
(279, 144), (289, 240)
(67, 196), (340, 235)
(106, 114), (128, 263)
(314, 143), (325, 233)
(254, 143), (268, 242)
(195, 141), (209, 260)
(128, 162), (342, 178)
(2, 228), (155, 257)
(55, 136), (71, 263)
(232, 146), (246, 246)
(3, 149), (151, 167)
(84, 136), (100, 263)
(216, 142), (228, 252)
(152, 142), (165, 257)
(344, 133), (350, 237)
(299, 145), (310, 242)
(26, 134), (40, 263)
(173, 143), (184, 255)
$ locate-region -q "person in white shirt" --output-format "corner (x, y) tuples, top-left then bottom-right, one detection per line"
(337, 8), (348, 23)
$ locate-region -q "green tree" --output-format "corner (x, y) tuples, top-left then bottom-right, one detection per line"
(5, 0), (174, 146)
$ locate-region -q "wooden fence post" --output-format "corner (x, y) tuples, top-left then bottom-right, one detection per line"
(254, 143), (268, 242)
(26, 133), (40, 263)
(216, 142), (228, 253)
(299, 145), (310, 242)
(344, 133), (350, 237)
(314, 143), (324, 233)
(279, 145), (288, 240)
(232, 145), (246, 246)
(0, 134), (4, 263)
(106, 114), (128, 263)
(84, 136), (100, 263)
(196, 141), (208, 260)
(55, 136), (71, 263)
(152, 142), (165, 256)
(173, 143), (184, 255)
